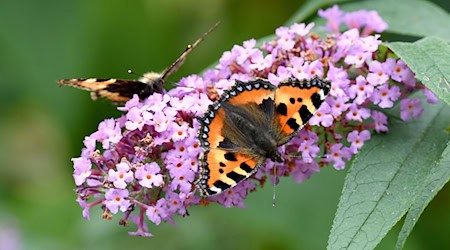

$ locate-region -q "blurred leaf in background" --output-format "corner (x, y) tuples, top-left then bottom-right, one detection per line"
(0, 0), (449, 250)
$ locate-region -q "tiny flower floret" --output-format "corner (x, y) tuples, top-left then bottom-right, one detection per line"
(109, 161), (134, 189)
(105, 189), (131, 214)
(135, 163), (164, 188)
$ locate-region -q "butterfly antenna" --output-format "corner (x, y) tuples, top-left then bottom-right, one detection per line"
(272, 165), (277, 207)
(127, 69), (145, 78)
(160, 21), (220, 81)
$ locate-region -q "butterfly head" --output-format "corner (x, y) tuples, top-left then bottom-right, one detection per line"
(266, 149), (284, 163)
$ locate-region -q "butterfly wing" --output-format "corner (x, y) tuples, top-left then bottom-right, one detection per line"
(57, 77), (163, 103)
(196, 79), (276, 196)
(274, 76), (331, 145)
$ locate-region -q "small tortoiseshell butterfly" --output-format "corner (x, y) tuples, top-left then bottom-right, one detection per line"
(195, 76), (331, 196)
(58, 22), (219, 103)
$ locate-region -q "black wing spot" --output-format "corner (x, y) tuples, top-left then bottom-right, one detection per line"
(287, 118), (300, 131)
(240, 162), (252, 173)
(311, 92), (322, 109)
(297, 97), (303, 102)
(276, 103), (288, 116)
(226, 171), (245, 183)
(299, 105), (313, 124)
(214, 180), (231, 190)
(289, 98), (295, 104)
(219, 162), (226, 167)
(224, 152), (237, 161)
(218, 138), (235, 149)
(219, 169), (224, 174)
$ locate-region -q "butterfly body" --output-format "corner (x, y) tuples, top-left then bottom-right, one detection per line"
(196, 77), (331, 197)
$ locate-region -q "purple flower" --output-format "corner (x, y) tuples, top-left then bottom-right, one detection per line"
(296, 139), (321, 163)
(348, 76), (374, 105)
(345, 52), (371, 68)
(135, 162), (164, 188)
(327, 64), (350, 97)
(347, 130), (371, 154)
(268, 66), (292, 85)
(290, 22), (314, 36)
(275, 26), (295, 50)
(72, 157), (92, 186)
(318, 5), (343, 33)
(367, 61), (390, 86)
(249, 53), (274, 71)
(371, 85), (401, 108)
(108, 161), (134, 189)
(170, 166), (195, 193)
(144, 93), (171, 112)
(423, 88), (438, 104)
(345, 103), (371, 122)
(291, 160), (320, 183)
(362, 10), (388, 35)
(309, 102), (334, 127)
(372, 110), (389, 133)
(104, 189), (131, 214)
(400, 98), (424, 121)
(326, 143), (352, 170)
(327, 95), (350, 117)
(94, 119), (122, 149)
(125, 106), (153, 131)
(233, 39), (259, 65)
(76, 197), (91, 220)
(118, 95), (142, 112)
(360, 34), (381, 52)
(146, 198), (168, 225)
(215, 181), (253, 208)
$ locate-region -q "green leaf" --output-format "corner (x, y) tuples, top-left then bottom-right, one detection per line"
(396, 141), (450, 249)
(387, 36), (450, 106)
(340, 0), (450, 42)
(285, 0), (353, 26)
(327, 99), (450, 250)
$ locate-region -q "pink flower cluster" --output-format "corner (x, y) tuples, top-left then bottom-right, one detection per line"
(72, 5), (437, 237)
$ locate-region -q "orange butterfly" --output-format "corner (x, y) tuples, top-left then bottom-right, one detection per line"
(195, 76), (331, 196)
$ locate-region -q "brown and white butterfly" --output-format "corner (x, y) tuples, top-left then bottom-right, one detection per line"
(58, 22), (219, 103)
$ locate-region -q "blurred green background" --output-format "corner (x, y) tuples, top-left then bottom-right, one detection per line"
(0, 0), (449, 249)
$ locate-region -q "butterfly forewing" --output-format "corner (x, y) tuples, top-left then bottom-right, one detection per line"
(274, 77), (331, 145)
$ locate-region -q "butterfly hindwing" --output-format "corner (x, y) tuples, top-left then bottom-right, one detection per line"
(197, 148), (264, 196)
(275, 77), (331, 145)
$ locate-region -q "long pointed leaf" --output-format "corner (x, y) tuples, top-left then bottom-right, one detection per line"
(387, 36), (450, 106)
(396, 141), (450, 249)
(327, 99), (450, 250)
